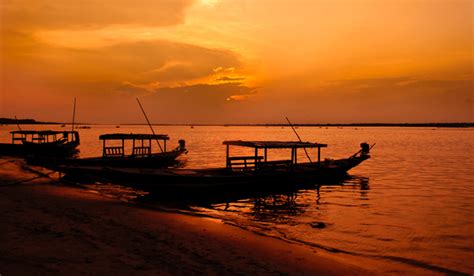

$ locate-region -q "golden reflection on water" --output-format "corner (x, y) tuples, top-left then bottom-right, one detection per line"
(1, 125), (473, 273)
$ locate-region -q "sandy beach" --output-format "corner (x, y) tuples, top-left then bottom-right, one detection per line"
(0, 158), (399, 275)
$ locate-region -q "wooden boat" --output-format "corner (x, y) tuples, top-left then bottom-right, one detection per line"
(54, 133), (187, 168)
(57, 140), (372, 192)
(0, 130), (80, 157)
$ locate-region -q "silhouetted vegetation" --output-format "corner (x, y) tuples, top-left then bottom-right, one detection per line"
(0, 118), (59, 125)
(123, 122), (474, 128)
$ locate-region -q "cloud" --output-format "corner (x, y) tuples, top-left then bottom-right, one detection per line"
(1, 0), (193, 30)
(213, 67), (235, 73)
(1, 32), (242, 93)
(152, 83), (256, 99)
(271, 76), (474, 123)
(216, 76), (246, 82)
(147, 82), (257, 109)
(119, 83), (259, 123)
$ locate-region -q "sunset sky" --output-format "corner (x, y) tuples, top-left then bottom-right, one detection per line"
(0, 0), (472, 124)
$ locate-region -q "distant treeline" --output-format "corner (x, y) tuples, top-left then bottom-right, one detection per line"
(125, 122), (474, 128)
(1, 117), (472, 128)
(0, 118), (59, 125)
(249, 123), (474, 128)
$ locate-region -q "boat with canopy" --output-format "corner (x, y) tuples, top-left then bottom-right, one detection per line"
(0, 130), (80, 157)
(56, 140), (372, 192)
(56, 133), (187, 168)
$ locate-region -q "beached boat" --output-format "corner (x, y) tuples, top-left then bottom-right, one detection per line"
(53, 133), (187, 168)
(0, 130), (80, 157)
(57, 140), (371, 191)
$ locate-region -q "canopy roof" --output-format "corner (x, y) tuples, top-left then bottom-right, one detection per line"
(99, 133), (169, 140)
(11, 130), (78, 135)
(223, 140), (327, 149)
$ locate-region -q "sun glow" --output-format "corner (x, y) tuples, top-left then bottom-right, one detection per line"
(200, 0), (220, 7)
(1, 0), (472, 123)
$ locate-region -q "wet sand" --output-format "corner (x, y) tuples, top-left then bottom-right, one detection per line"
(0, 158), (375, 275)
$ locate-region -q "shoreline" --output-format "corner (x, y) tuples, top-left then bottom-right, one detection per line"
(0, 158), (433, 274)
(1, 120), (473, 128)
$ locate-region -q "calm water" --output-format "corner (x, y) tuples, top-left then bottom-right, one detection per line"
(1, 125), (473, 274)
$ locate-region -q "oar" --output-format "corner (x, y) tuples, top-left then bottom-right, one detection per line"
(136, 97), (164, 153)
(285, 117), (312, 163)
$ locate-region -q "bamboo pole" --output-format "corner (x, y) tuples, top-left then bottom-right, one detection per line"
(136, 97), (164, 153)
(71, 98), (76, 131)
(14, 116), (22, 131)
(285, 117), (312, 163)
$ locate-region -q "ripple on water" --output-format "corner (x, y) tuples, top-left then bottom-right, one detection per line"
(1, 125), (471, 274)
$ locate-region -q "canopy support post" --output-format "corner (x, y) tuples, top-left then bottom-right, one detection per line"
(318, 146), (321, 164)
(294, 148), (298, 164)
(255, 148), (259, 166)
(121, 139), (125, 158)
(226, 144), (230, 168)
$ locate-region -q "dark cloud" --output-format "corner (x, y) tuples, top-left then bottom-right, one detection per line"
(146, 82), (257, 109)
(69, 40), (241, 85)
(215, 76), (247, 82)
(152, 83), (256, 99)
(268, 77), (474, 123)
(1, 33), (242, 93)
(1, 0), (193, 30)
(117, 83), (259, 123)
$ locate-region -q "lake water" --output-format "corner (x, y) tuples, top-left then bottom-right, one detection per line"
(1, 124), (473, 274)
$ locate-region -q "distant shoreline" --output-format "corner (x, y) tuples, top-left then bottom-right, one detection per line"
(124, 123), (474, 128)
(0, 118), (59, 125)
(1, 118), (472, 128)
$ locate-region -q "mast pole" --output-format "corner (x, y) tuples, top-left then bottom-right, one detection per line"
(14, 116), (22, 131)
(136, 97), (164, 153)
(285, 117), (312, 163)
(71, 98), (76, 131)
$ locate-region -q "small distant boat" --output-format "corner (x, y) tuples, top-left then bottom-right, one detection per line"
(0, 130), (80, 157)
(57, 140), (372, 192)
(77, 125), (91, 129)
(51, 133), (186, 168)
(61, 124), (66, 128)
(116, 125), (121, 128)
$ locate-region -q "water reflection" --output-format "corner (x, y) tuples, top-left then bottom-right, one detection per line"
(139, 175), (366, 207)
(251, 193), (305, 222)
(80, 174), (370, 221)
(224, 176), (371, 223)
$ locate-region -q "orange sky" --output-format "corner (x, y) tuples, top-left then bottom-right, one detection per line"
(0, 0), (472, 123)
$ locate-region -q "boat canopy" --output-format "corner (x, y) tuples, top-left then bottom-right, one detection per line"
(99, 133), (169, 140)
(11, 130), (78, 135)
(10, 130), (79, 144)
(223, 140), (328, 170)
(223, 140), (327, 149)
(99, 133), (169, 158)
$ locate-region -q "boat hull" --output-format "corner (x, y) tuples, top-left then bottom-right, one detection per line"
(0, 141), (79, 157)
(58, 155), (370, 192)
(0, 143), (26, 156)
(35, 147), (186, 169)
